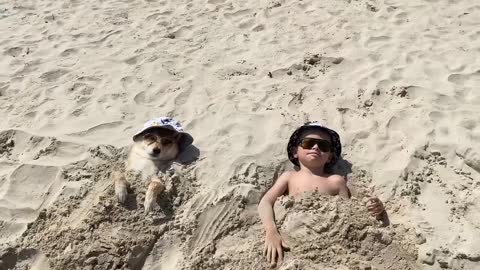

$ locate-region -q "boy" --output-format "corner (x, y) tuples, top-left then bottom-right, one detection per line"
(258, 122), (385, 265)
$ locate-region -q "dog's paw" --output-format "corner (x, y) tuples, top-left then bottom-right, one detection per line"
(113, 172), (129, 204)
(144, 180), (165, 213)
(152, 174), (172, 192)
(148, 177), (166, 193)
(116, 187), (128, 204)
(144, 190), (156, 213)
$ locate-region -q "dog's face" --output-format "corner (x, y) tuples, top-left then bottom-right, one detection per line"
(133, 128), (180, 161)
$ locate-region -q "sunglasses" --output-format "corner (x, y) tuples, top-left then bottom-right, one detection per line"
(298, 138), (332, 152)
(143, 133), (175, 145)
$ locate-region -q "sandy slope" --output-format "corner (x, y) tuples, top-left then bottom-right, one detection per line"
(0, 0), (479, 269)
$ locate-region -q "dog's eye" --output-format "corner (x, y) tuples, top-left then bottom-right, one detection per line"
(161, 139), (173, 145)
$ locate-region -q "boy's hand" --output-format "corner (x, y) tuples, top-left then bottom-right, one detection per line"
(366, 197), (384, 219)
(263, 230), (289, 266)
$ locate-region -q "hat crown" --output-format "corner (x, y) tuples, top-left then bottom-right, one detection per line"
(143, 117), (184, 132)
(304, 121), (321, 127)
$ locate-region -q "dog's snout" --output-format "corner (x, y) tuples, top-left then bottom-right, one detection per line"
(152, 148), (161, 155)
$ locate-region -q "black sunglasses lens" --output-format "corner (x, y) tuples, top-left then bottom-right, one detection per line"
(299, 138), (315, 149)
(299, 138), (331, 152)
(161, 138), (173, 145)
(317, 140), (331, 152)
(144, 134), (156, 142)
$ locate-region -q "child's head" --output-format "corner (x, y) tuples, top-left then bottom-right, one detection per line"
(287, 122), (342, 171)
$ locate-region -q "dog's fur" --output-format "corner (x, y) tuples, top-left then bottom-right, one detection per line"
(112, 128), (181, 213)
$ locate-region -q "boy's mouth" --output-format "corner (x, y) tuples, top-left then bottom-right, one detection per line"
(307, 151), (321, 157)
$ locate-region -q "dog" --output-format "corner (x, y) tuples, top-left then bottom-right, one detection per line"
(112, 117), (193, 213)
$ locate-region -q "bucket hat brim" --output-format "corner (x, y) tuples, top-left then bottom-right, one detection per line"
(133, 117), (193, 151)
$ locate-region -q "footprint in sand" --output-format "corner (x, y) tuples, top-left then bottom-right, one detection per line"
(224, 9), (257, 29)
(146, 11), (173, 22)
(4, 47), (23, 57)
(39, 69), (69, 82)
(171, 25), (194, 39)
(252, 24), (265, 32)
(365, 35), (392, 47)
(238, 19), (256, 29)
(59, 48), (78, 57)
(174, 87), (193, 106)
(207, 0), (227, 4)
(13, 60), (42, 77)
(120, 76), (136, 92)
(133, 91), (148, 105)
(68, 82), (94, 96)
(0, 82), (9, 96)
(447, 70), (480, 87)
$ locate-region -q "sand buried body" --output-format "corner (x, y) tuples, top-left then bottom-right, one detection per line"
(1, 0), (480, 269)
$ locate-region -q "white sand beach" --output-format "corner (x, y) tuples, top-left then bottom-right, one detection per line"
(0, 0), (479, 269)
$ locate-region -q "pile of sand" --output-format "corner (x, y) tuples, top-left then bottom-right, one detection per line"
(1, 150), (418, 270)
(177, 192), (420, 270)
(1, 0), (480, 269)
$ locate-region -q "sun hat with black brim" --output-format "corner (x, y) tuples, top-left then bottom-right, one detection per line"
(287, 121), (342, 169)
(133, 117), (193, 151)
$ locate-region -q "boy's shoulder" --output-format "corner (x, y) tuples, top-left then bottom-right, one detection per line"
(279, 170), (296, 179)
(327, 174), (347, 185)
(277, 170), (297, 183)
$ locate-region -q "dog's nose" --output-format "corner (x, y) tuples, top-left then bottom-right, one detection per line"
(152, 148), (161, 155)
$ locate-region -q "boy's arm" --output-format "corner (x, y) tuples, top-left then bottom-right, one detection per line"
(343, 175), (386, 220)
(258, 171), (290, 233)
(258, 171), (291, 265)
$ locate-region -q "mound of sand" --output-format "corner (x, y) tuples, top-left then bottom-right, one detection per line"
(1, 143), (417, 270)
(1, 153), (418, 270)
(1, 0), (480, 269)
(0, 144), (199, 270)
(172, 192), (420, 270)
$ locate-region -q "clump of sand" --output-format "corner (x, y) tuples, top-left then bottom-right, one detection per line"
(176, 192), (419, 270)
(1, 149), (418, 270)
(1, 144), (198, 270)
(276, 193), (418, 269)
(1, 0), (480, 269)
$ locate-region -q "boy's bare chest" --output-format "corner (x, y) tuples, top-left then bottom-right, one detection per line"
(288, 176), (338, 197)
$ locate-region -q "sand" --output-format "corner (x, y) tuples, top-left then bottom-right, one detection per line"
(0, 0), (479, 269)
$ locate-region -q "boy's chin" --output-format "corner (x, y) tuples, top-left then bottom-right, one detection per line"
(299, 158), (327, 167)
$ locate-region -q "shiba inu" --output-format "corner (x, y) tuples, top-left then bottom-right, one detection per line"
(112, 117), (193, 213)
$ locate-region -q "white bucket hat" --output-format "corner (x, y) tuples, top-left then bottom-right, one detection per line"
(133, 117), (193, 150)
